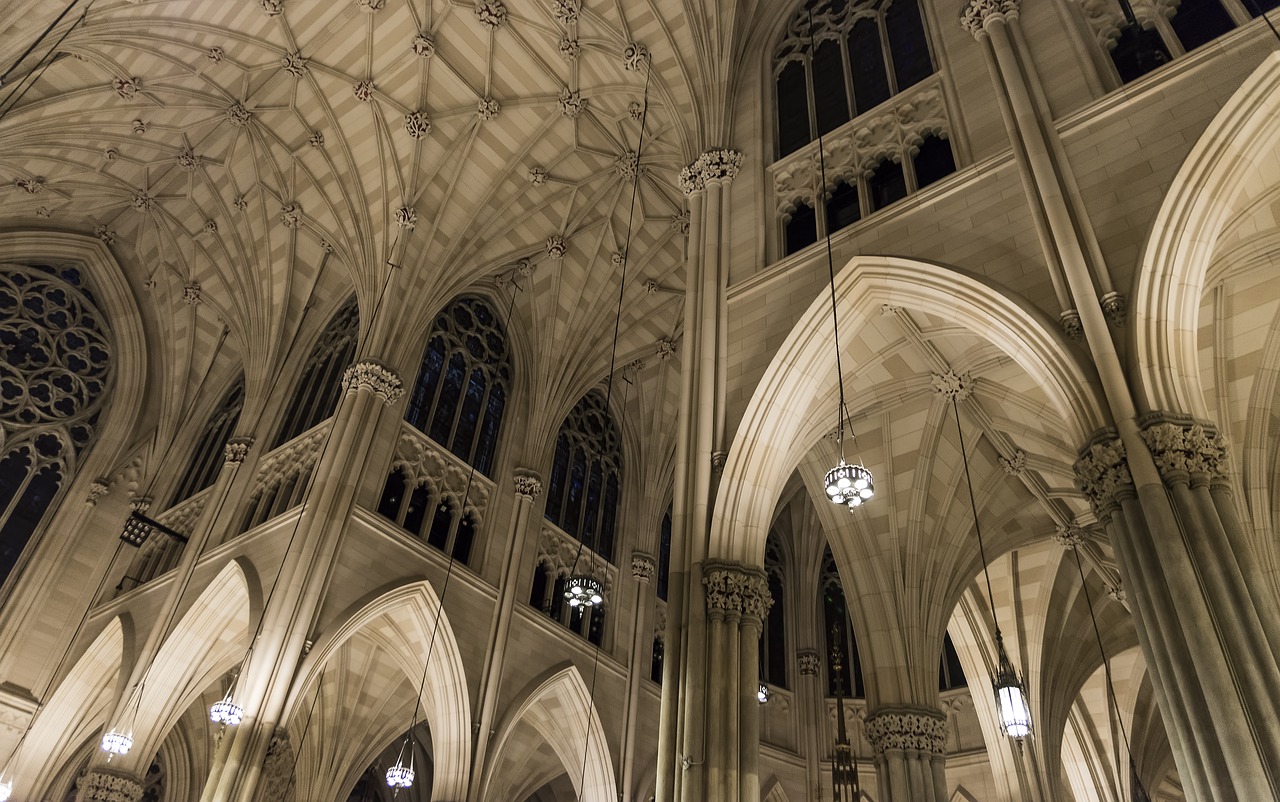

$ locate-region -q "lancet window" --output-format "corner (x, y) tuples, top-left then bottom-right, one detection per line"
(404, 296), (511, 476)
(272, 296), (358, 447)
(821, 547), (866, 697)
(171, 377), (244, 505)
(544, 391), (623, 563)
(761, 532), (788, 689)
(0, 263), (112, 590)
(939, 632), (968, 691)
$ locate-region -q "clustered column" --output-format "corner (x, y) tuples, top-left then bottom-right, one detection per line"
(621, 553), (656, 802)
(794, 650), (823, 802)
(863, 708), (948, 802)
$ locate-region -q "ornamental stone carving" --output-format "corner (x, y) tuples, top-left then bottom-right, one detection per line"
(182, 282), (202, 305)
(557, 88), (586, 118)
(545, 234), (567, 259)
(1107, 582), (1127, 603)
(233, 194), (249, 211)
(88, 478), (111, 505)
(656, 337), (677, 360)
(404, 110), (432, 139)
(226, 101), (253, 127)
(94, 225), (117, 244)
(528, 166), (549, 184)
(1060, 309), (1083, 341)
(669, 211), (689, 234)
(394, 205), (418, 230)
(131, 193), (154, 213)
(177, 147), (203, 172)
(261, 0), (284, 15)
(1140, 418), (1229, 485)
(1101, 292), (1127, 326)
(797, 649), (820, 676)
(281, 50), (309, 76)
(341, 360), (404, 404)
(357, 0), (387, 11)
(280, 202), (303, 228)
(552, 0), (581, 23)
(475, 0), (508, 26)
(623, 41), (650, 71)
(1053, 524), (1086, 548)
(202, 220), (218, 235)
(257, 731), (296, 802)
(112, 77), (141, 100)
(616, 150), (641, 179)
(132, 119), (148, 135)
(632, 553), (656, 582)
(308, 130), (325, 148)
(1073, 434), (1133, 517)
(558, 35), (581, 60)
(16, 176), (44, 194)
(864, 709), (948, 756)
(514, 472), (543, 500)
(960, 0), (1021, 38)
(998, 449), (1026, 475)
(353, 79), (376, 102)
(627, 101), (644, 120)
(411, 33), (436, 57)
(703, 562), (772, 620)
(79, 769), (145, 802)
(679, 149), (743, 194)
(478, 96), (501, 121)
(930, 369), (973, 401)
(207, 46), (225, 62)
(223, 436), (254, 465)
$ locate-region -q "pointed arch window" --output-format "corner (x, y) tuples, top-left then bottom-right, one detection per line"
(544, 391), (623, 563)
(273, 296), (358, 447)
(404, 296), (511, 476)
(171, 378), (244, 505)
(821, 547), (865, 697)
(657, 504), (672, 601)
(773, 0), (939, 158)
(0, 264), (112, 589)
(761, 532), (788, 688)
(938, 631), (967, 691)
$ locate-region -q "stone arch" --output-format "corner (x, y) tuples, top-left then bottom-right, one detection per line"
(286, 579), (471, 802)
(762, 776), (790, 802)
(481, 663), (618, 802)
(11, 615), (126, 800)
(1131, 52), (1280, 418)
(710, 255), (1106, 566)
(115, 559), (253, 775)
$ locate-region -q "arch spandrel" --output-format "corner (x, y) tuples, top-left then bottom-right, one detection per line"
(712, 255), (1107, 568)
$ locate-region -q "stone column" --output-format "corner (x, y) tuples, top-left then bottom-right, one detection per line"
(470, 470), (543, 802)
(621, 553), (656, 802)
(76, 768), (144, 802)
(795, 650), (822, 802)
(692, 562), (771, 802)
(202, 360), (403, 802)
(657, 148), (742, 802)
(863, 708), (948, 802)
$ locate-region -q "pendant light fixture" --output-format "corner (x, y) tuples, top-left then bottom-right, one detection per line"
(101, 680), (144, 757)
(803, 10), (873, 511)
(757, 683), (771, 704)
(209, 665), (245, 726)
(950, 396), (1030, 739)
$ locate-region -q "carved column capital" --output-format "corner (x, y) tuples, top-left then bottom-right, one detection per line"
(703, 561), (772, 622)
(1073, 433), (1134, 519)
(632, 553), (657, 582)
(223, 436), (254, 465)
(79, 769), (145, 802)
(514, 470), (543, 501)
(1139, 416), (1229, 488)
(678, 148), (744, 195)
(87, 478), (111, 505)
(341, 360), (404, 404)
(864, 708), (948, 756)
(1053, 523), (1088, 549)
(797, 649), (821, 676)
(960, 0), (1020, 38)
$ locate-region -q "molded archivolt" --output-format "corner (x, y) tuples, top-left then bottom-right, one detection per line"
(9, 616), (124, 800)
(1132, 52), (1280, 418)
(288, 579), (471, 802)
(711, 255), (1106, 566)
(481, 664), (618, 802)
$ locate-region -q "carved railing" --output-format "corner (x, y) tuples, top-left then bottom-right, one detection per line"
(535, 521), (618, 592)
(115, 488), (211, 595)
(768, 74), (952, 231)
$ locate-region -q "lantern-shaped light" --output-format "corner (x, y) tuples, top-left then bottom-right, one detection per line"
(386, 761), (415, 789)
(993, 639), (1031, 739)
(564, 575), (605, 608)
(0, 778), (12, 802)
(101, 730), (133, 756)
(757, 683), (770, 704)
(824, 461), (874, 509)
(210, 693), (244, 726)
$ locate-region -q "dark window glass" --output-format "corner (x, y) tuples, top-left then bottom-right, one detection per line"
(784, 203), (818, 255)
(428, 352), (467, 445)
(427, 500), (453, 550)
(546, 435), (570, 524)
(777, 60), (812, 157)
(550, 575), (567, 619)
(651, 638), (665, 683)
(822, 547), (865, 697)
(452, 368), (487, 464)
(273, 297), (357, 447)
(939, 632), (968, 690)
(587, 606), (605, 645)
(886, 0), (933, 90)
(477, 383), (505, 476)
(766, 572), (787, 687)
(1109, 25), (1170, 84)
(404, 485), (430, 535)
(868, 159), (907, 211)
(173, 379), (244, 503)
(530, 564), (549, 609)
(544, 392), (623, 562)
(657, 506), (672, 601)
(1168, 0), (1235, 52)
(406, 338), (447, 429)
(913, 135), (956, 188)
(377, 469), (407, 520)
(848, 17), (891, 113)
(813, 39), (850, 135)
(826, 180), (861, 232)
(1248, 0), (1280, 14)
(453, 513), (476, 563)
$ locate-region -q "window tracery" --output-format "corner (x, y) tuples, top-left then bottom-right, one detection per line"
(821, 547), (865, 697)
(272, 296), (358, 447)
(544, 391), (622, 563)
(171, 377), (244, 505)
(404, 296), (510, 477)
(0, 263), (112, 589)
(761, 532), (788, 688)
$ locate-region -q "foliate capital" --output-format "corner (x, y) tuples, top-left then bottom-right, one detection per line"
(223, 436), (254, 465)
(1053, 524), (1087, 549)
(87, 478), (111, 505)
(341, 360), (404, 404)
(1073, 433), (1134, 519)
(678, 148), (744, 195)
(79, 769), (146, 802)
(632, 553), (657, 582)
(703, 561), (772, 621)
(864, 708), (948, 756)
(514, 471), (543, 500)
(960, 0), (1020, 38)
(1139, 417), (1229, 487)
(797, 649), (821, 676)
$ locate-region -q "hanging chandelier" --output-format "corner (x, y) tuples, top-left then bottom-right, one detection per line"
(950, 396), (1031, 739)
(564, 575), (605, 608)
(210, 692), (244, 726)
(385, 738), (416, 789)
(101, 680), (144, 758)
(0, 777), (10, 801)
(806, 9), (872, 512)
(100, 730), (133, 757)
